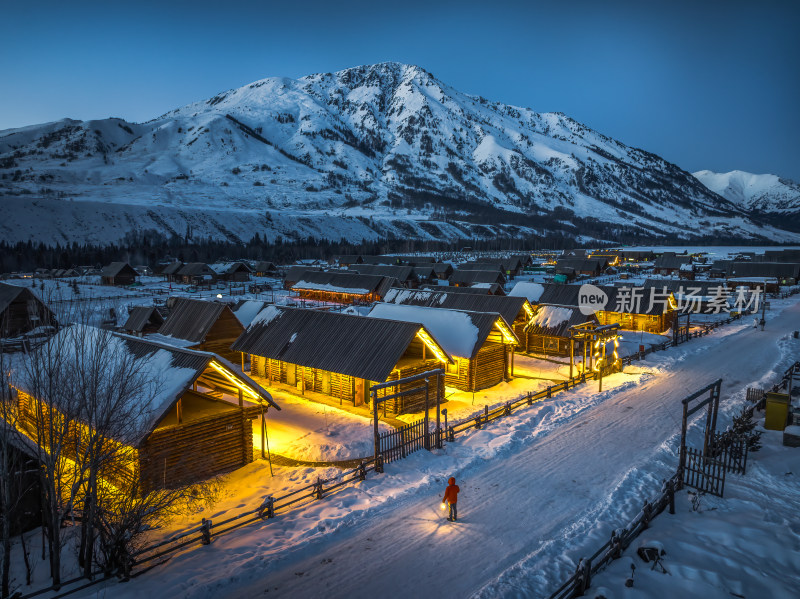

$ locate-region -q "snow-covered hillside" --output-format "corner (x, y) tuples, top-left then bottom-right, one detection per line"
(1, 62), (797, 245)
(693, 169), (800, 214)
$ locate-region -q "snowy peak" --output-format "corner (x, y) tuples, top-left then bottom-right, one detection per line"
(693, 169), (800, 214)
(1, 62), (797, 245)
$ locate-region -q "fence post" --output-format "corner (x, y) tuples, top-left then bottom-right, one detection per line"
(358, 461), (367, 481)
(610, 529), (623, 559)
(475, 415), (482, 430)
(667, 479), (675, 515)
(505, 402), (511, 416)
(527, 392), (532, 405)
(259, 496), (275, 519)
(547, 386), (552, 398)
(642, 501), (652, 528)
(448, 426), (455, 442)
(375, 454), (384, 473)
(200, 518), (212, 545)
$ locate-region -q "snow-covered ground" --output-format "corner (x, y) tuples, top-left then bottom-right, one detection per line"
(588, 428), (800, 599)
(36, 288), (795, 599)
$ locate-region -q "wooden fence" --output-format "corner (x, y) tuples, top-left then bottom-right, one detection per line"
(379, 419), (432, 463)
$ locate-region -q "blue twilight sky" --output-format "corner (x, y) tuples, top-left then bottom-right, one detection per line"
(2, 0), (798, 180)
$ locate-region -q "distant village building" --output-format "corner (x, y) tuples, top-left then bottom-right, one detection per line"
(177, 263), (217, 286)
(526, 305), (598, 356)
(0, 282), (57, 339)
(210, 262), (252, 282)
(282, 266), (321, 290)
(155, 298), (245, 363)
(159, 261), (184, 282)
(100, 262), (138, 286)
(652, 254), (692, 276)
(351, 264), (420, 288)
(122, 306), (165, 336)
(449, 269), (507, 288)
(291, 271), (397, 304)
(252, 261), (279, 277)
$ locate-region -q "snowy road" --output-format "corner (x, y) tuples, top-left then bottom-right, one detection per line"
(91, 299), (800, 599)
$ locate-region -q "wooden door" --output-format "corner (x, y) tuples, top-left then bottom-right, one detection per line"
(321, 371), (331, 395)
(287, 364), (296, 386)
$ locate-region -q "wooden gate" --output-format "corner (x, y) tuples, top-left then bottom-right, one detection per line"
(379, 419), (430, 463)
(683, 446), (726, 496)
(709, 432), (748, 475)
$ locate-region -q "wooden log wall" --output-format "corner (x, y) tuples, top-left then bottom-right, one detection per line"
(377, 360), (445, 415)
(197, 309), (245, 363)
(252, 355), (356, 404)
(138, 406), (259, 492)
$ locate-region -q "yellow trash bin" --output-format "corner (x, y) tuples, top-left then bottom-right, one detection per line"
(765, 392), (790, 431)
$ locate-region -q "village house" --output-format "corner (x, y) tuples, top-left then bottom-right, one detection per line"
(554, 257), (610, 279)
(159, 261), (184, 282)
(525, 305), (598, 356)
(154, 298), (245, 363)
(652, 254), (692, 276)
(351, 264), (420, 288)
(726, 261), (800, 286)
(335, 255), (364, 267)
(291, 271), (398, 304)
(232, 307), (450, 415)
(252, 261), (279, 277)
(0, 282), (57, 339)
(122, 305), (165, 336)
(100, 262), (138, 286)
(537, 283), (674, 333)
(383, 288), (534, 351)
(177, 263), (217, 286)
(449, 269), (507, 288)
(13, 326), (278, 492)
(367, 303), (519, 392)
(459, 258), (522, 279)
(282, 265), (320, 290)
(423, 282), (506, 296)
(433, 262), (454, 281)
(210, 261), (252, 282)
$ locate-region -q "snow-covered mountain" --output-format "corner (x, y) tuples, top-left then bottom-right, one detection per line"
(693, 170), (800, 214)
(1, 62), (796, 246)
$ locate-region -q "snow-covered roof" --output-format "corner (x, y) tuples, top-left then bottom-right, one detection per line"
(508, 281), (545, 302)
(231, 300), (269, 327)
(13, 325), (277, 446)
(367, 303), (517, 359)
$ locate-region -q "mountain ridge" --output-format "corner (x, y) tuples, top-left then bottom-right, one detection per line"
(1, 62), (796, 246)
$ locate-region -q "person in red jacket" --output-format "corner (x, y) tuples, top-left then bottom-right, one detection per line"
(442, 477), (460, 522)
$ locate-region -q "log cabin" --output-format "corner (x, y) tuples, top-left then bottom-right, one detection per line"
(554, 257), (609, 278)
(210, 262), (252, 282)
(449, 269), (507, 288)
(537, 283), (674, 333)
(291, 271), (398, 304)
(525, 305), (597, 356)
(13, 326), (278, 493)
(383, 288), (534, 351)
(232, 307), (452, 416)
(154, 298), (245, 363)
(177, 263), (218, 286)
(335, 255), (364, 267)
(726, 261), (800, 286)
(351, 264), (420, 288)
(159, 261), (184, 282)
(283, 266), (320, 290)
(100, 262), (138, 286)
(252, 261), (279, 277)
(367, 303), (518, 392)
(0, 282), (57, 339)
(652, 254), (692, 276)
(123, 305), (165, 336)
(433, 262), (454, 281)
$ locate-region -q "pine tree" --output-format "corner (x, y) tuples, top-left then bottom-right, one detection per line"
(732, 406), (762, 452)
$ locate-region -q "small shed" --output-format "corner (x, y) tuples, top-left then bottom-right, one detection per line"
(0, 283), (57, 339)
(123, 306), (165, 336)
(100, 262), (138, 286)
(14, 326), (278, 493)
(233, 307), (450, 415)
(433, 263), (454, 281)
(367, 303), (519, 392)
(155, 298), (245, 363)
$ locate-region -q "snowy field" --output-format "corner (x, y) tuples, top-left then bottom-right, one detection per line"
(14, 290), (786, 599)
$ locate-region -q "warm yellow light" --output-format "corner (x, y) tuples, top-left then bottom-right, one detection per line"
(416, 329), (450, 363)
(494, 319), (518, 345)
(209, 360), (261, 400)
(441, 503), (446, 510)
(522, 302), (535, 319)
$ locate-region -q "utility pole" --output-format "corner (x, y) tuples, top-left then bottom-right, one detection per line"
(760, 280), (767, 331)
